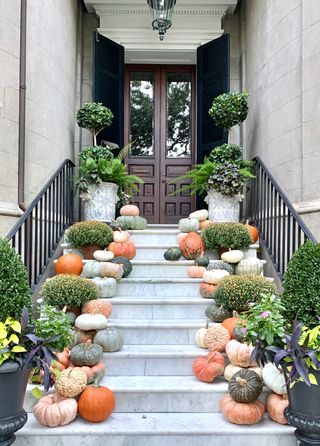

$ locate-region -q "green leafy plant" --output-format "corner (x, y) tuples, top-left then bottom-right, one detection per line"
(0, 317), (27, 366)
(76, 102), (114, 146)
(214, 275), (279, 312)
(207, 162), (255, 196)
(0, 238), (32, 323)
(201, 223), (252, 250)
(206, 143), (242, 164)
(66, 221), (114, 249)
(209, 91), (249, 132)
(282, 241), (320, 328)
(40, 275), (98, 308)
(35, 306), (72, 352)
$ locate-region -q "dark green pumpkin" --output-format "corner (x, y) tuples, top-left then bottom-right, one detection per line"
(207, 261), (234, 275)
(164, 247), (182, 261)
(110, 256), (133, 277)
(205, 304), (231, 322)
(228, 369), (263, 403)
(195, 254), (210, 267)
(108, 221), (124, 231)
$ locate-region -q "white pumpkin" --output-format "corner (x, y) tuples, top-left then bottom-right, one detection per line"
(189, 209), (209, 222)
(91, 277), (117, 298)
(178, 218), (199, 233)
(221, 250), (244, 264)
(263, 363), (287, 395)
(113, 230), (130, 243)
(75, 314), (108, 331)
(203, 269), (230, 284)
(93, 250), (115, 262)
(224, 364), (263, 382)
(236, 258), (264, 276)
(83, 261), (101, 278)
(195, 327), (209, 349)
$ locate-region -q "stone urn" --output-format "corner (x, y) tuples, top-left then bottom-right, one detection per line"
(83, 182), (118, 222)
(204, 189), (240, 222)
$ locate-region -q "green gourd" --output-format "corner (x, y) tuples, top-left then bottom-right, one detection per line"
(195, 254), (210, 267)
(93, 328), (124, 352)
(205, 304), (232, 322)
(164, 247), (182, 261)
(110, 256), (133, 277)
(228, 369), (263, 403)
(70, 342), (103, 366)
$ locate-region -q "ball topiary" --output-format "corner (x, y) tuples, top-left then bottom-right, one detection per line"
(282, 241), (320, 328)
(214, 275), (279, 312)
(40, 274), (99, 308)
(66, 221), (114, 249)
(201, 223), (252, 251)
(0, 238), (32, 322)
(208, 91), (249, 131)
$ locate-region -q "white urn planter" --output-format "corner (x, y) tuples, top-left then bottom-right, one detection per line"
(83, 182), (118, 222)
(204, 189), (240, 222)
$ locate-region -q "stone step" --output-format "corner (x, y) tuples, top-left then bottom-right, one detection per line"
(102, 344), (207, 376)
(109, 297), (208, 319)
(16, 413), (295, 446)
(108, 319), (207, 344)
(128, 229), (180, 245)
(117, 277), (203, 297)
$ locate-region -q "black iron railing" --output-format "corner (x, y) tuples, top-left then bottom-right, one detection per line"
(7, 159), (75, 289)
(250, 156), (317, 282)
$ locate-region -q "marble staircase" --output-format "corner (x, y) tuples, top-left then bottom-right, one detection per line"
(18, 225), (295, 446)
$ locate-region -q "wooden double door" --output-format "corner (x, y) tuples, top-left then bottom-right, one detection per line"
(124, 65), (196, 224)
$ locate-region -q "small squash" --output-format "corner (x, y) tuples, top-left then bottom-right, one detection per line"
(68, 360), (105, 384)
(78, 376), (115, 422)
(108, 241), (136, 260)
(192, 351), (225, 383)
(195, 253), (210, 267)
(180, 232), (205, 260)
(224, 364), (263, 382)
(83, 261), (101, 278)
(91, 277), (117, 298)
(235, 258), (264, 276)
(54, 368), (87, 398)
(75, 314), (108, 331)
(195, 321), (210, 348)
(55, 254), (83, 276)
(262, 363), (286, 395)
(220, 394), (265, 425)
(93, 250), (115, 262)
(205, 304), (231, 322)
(203, 269), (229, 284)
(178, 217), (199, 233)
(164, 247), (182, 261)
(204, 325), (230, 352)
(225, 340), (256, 367)
(246, 223), (259, 243)
(113, 230), (130, 243)
(93, 328), (124, 352)
(70, 341), (103, 366)
(33, 393), (78, 427)
(199, 283), (217, 298)
(82, 299), (112, 318)
(99, 261), (124, 280)
(110, 256), (133, 277)
(266, 393), (288, 425)
(71, 329), (96, 346)
(187, 266), (206, 278)
(120, 204), (139, 216)
(189, 209), (208, 222)
(56, 348), (70, 369)
(228, 369), (263, 403)
(221, 311), (241, 339)
(199, 219), (214, 230)
(221, 250), (244, 264)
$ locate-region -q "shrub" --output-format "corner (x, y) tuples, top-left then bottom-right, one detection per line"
(66, 221), (114, 249)
(208, 91), (249, 131)
(36, 305), (73, 352)
(206, 144), (242, 164)
(282, 241), (320, 328)
(40, 274), (98, 308)
(0, 238), (32, 322)
(214, 275), (279, 312)
(201, 223), (252, 251)
(76, 102), (113, 145)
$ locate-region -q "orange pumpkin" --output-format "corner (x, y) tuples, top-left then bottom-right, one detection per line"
(179, 232), (205, 260)
(177, 232), (188, 243)
(120, 204), (139, 216)
(199, 283), (217, 298)
(108, 241), (136, 260)
(204, 325), (230, 352)
(192, 351), (225, 383)
(266, 393), (288, 425)
(246, 223), (259, 244)
(199, 220), (214, 230)
(225, 340), (256, 367)
(55, 254), (83, 276)
(221, 311), (241, 340)
(78, 381), (115, 422)
(187, 266), (206, 278)
(220, 394), (265, 425)
(82, 299), (112, 318)
(56, 348), (70, 369)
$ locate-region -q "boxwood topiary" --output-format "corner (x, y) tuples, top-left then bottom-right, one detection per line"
(282, 241), (320, 328)
(214, 275), (279, 312)
(201, 223), (252, 251)
(66, 221), (114, 249)
(40, 274), (99, 308)
(0, 238), (32, 322)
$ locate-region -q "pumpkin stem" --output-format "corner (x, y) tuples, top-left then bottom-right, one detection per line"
(282, 394), (288, 401)
(235, 377), (247, 387)
(93, 370), (103, 387)
(85, 340), (92, 348)
(205, 319), (209, 329)
(232, 311), (239, 318)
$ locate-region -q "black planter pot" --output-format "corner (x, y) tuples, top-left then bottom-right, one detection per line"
(0, 362), (31, 446)
(284, 370), (320, 446)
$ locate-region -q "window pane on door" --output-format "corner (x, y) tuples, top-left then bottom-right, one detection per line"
(166, 73), (191, 158)
(129, 72), (154, 157)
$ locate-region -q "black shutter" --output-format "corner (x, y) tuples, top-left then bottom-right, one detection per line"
(197, 34), (230, 163)
(94, 33), (124, 147)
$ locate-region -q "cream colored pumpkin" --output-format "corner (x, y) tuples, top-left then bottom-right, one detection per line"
(195, 326), (210, 349)
(120, 204), (140, 216)
(99, 262), (124, 280)
(33, 393), (78, 427)
(224, 364), (263, 382)
(113, 230), (130, 243)
(54, 368), (87, 398)
(221, 250), (244, 264)
(262, 363), (287, 395)
(189, 209), (209, 222)
(204, 325), (230, 352)
(75, 314), (108, 331)
(225, 339), (256, 367)
(93, 250), (115, 262)
(187, 266), (206, 278)
(203, 269), (230, 284)
(236, 258), (264, 276)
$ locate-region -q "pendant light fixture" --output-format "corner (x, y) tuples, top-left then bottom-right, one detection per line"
(147, 0), (177, 41)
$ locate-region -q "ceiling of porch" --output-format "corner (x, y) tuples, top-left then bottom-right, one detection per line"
(83, 0), (238, 64)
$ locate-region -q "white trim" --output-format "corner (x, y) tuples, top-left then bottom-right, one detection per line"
(294, 200), (320, 215)
(0, 201), (24, 218)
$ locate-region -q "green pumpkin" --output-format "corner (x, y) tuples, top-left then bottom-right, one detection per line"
(195, 254), (209, 267)
(132, 216), (148, 230)
(116, 216), (147, 230)
(83, 261), (101, 278)
(110, 256), (132, 277)
(93, 328), (124, 352)
(207, 261), (234, 275)
(108, 221), (124, 231)
(228, 369), (263, 403)
(205, 304), (231, 322)
(164, 247), (182, 261)
(70, 342), (103, 366)
(235, 258), (264, 276)
(91, 277), (117, 298)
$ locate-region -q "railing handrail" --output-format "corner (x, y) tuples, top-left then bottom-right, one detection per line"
(253, 156), (317, 243)
(7, 159), (75, 240)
